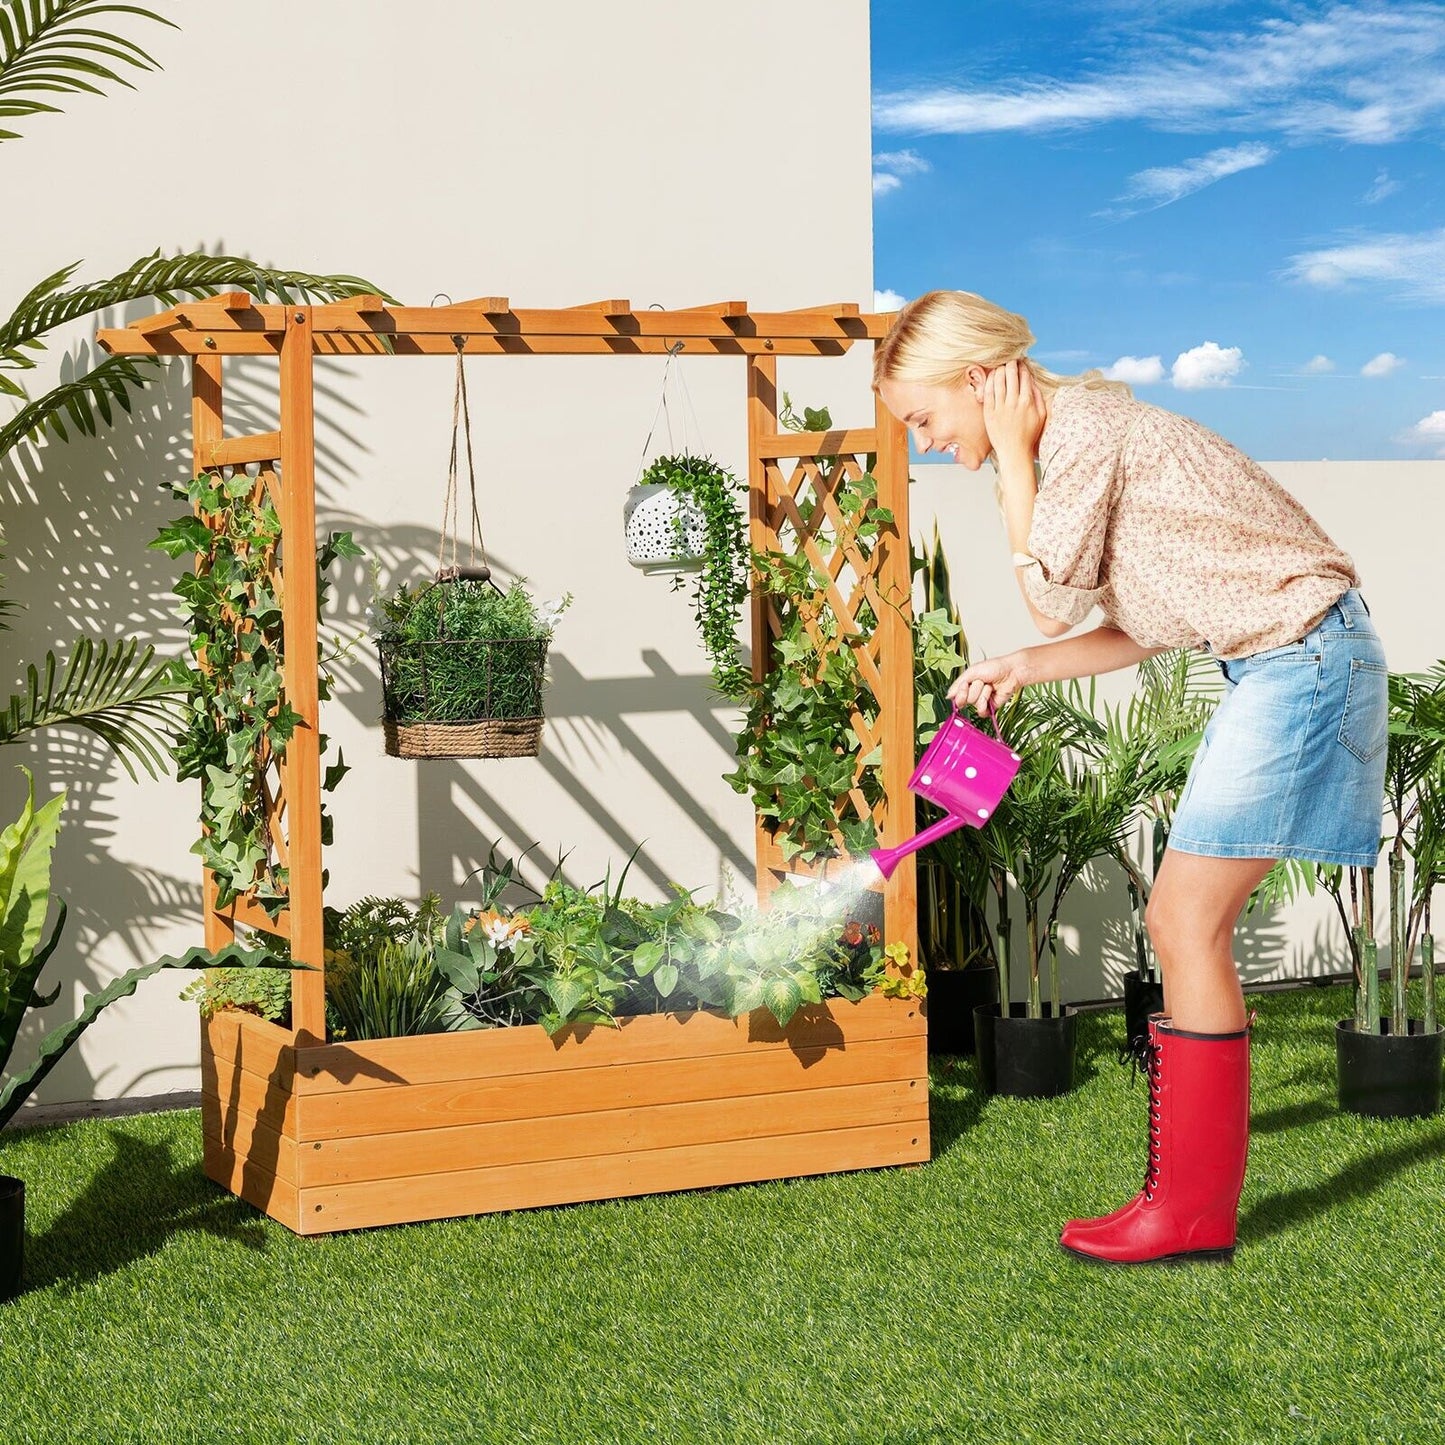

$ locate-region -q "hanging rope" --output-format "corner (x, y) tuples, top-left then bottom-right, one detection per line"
(633, 337), (688, 481)
(436, 337), (492, 586)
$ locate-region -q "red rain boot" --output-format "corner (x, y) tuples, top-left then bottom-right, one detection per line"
(1059, 1012), (1253, 1265)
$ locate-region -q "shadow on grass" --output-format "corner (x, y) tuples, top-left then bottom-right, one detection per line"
(926, 1058), (987, 1152)
(23, 1124), (270, 1293)
(1250, 1098), (1338, 1133)
(1240, 1127), (1445, 1244)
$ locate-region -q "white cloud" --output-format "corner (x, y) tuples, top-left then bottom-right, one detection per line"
(873, 5), (1445, 145)
(1110, 142), (1275, 214)
(1364, 168), (1401, 203)
(872, 149), (931, 175)
(874, 289), (907, 312)
(872, 148), (930, 197)
(1172, 342), (1244, 389)
(1283, 228), (1445, 302)
(1403, 410), (1445, 455)
(1102, 355), (1166, 385)
(1361, 351), (1405, 376)
(1303, 354), (1336, 373)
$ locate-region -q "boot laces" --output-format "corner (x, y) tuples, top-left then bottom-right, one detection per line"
(1142, 1036), (1163, 1200)
(1117, 1027), (1153, 1081)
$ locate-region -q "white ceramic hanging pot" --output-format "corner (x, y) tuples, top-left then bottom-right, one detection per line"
(623, 482), (706, 574)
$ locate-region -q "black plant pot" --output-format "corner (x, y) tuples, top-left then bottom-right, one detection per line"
(1122, 972), (1166, 1053)
(927, 965), (999, 1056)
(0, 1176), (22, 1303)
(974, 1001), (1078, 1099)
(1336, 1018), (1444, 1119)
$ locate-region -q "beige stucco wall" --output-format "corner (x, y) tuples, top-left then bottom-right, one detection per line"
(2, 2), (1437, 1111)
(1, 0), (875, 1107)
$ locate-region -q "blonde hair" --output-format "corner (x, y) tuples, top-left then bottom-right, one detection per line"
(872, 289), (1132, 400)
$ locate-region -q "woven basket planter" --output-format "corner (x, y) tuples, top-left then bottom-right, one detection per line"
(378, 634), (549, 760)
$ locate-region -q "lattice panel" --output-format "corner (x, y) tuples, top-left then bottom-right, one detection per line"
(756, 447), (903, 857)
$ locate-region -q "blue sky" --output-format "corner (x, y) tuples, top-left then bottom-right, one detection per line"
(870, 0), (1445, 461)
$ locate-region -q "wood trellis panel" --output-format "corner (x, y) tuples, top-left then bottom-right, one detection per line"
(99, 298), (917, 1041)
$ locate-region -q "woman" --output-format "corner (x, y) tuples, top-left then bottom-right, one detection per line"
(875, 290), (1388, 1266)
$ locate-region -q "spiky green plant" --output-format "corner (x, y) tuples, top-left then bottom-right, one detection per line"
(0, 765), (287, 1127)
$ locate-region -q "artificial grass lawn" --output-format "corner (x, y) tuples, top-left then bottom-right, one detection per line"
(2, 985), (1443, 1445)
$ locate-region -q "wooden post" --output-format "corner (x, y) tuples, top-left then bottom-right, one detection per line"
(279, 309), (326, 1043)
(873, 389), (918, 964)
(192, 354), (237, 957)
(745, 355), (780, 905)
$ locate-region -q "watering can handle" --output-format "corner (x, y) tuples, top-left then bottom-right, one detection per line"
(949, 698), (1005, 739)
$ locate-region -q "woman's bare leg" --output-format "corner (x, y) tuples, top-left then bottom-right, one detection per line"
(1145, 850), (1275, 1033)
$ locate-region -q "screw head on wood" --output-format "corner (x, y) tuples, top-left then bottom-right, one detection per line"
(203, 337), (216, 349)
(294, 312), (305, 323)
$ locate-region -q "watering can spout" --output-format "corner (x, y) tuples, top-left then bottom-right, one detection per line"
(869, 811), (971, 881)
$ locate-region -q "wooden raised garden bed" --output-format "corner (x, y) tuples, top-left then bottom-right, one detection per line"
(102, 297), (924, 1233)
(202, 992), (927, 1235)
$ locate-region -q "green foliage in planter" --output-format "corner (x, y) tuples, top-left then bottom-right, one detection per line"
(639, 453), (751, 698)
(151, 475), (359, 915)
(179, 965), (291, 1025)
(375, 578), (566, 724)
(327, 933), (452, 1042)
(183, 893), (443, 1035)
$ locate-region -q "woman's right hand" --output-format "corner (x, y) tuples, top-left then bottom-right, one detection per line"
(947, 651), (1032, 714)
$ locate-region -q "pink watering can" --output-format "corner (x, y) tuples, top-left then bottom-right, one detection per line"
(870, 703), (1021, 881)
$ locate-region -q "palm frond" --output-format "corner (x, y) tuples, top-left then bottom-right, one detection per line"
(0, 637), (190, 779)
(0, 249), (393, 363)
(0, 351), (157, 452)
(0, 0), (174, 142)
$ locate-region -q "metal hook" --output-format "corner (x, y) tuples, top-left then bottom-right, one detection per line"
(647, 301), (685, 358)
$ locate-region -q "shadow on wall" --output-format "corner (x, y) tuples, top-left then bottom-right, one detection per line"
(1, 336), (751, 1099)
(0, 325), (376, 1103)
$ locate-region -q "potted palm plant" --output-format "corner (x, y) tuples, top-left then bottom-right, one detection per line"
(972, 681), (1161, 1097)
(1331, 662), (1445, 1117)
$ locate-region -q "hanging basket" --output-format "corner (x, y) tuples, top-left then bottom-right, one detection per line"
(375, 339), (557, 761)
(623, 481), (706, 573)
(378, 571), (550, 760)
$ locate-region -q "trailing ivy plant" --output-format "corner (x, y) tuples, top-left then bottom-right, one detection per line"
(638, 452), (750, 699)
(725, 398), (963, 866)
(151, 473), (360, 915)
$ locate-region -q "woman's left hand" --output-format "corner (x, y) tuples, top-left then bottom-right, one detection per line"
(981, 360), (1047, 465)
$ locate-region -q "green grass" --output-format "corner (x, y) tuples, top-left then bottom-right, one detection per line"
(2, 985), (1443, 1444)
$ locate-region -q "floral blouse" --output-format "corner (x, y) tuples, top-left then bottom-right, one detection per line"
(1016, 383), (1359, 660)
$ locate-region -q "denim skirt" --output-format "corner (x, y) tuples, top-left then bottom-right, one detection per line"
(1169, 589), (1387, 868)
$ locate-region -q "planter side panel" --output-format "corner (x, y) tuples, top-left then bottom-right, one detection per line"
(295, 998), (928, 1234)
(200, 1013), (301, 1231)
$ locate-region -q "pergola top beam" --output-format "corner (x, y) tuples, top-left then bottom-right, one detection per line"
(98, 298), (895, 356)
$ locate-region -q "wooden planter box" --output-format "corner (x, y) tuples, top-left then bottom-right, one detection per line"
(201, 991), (929, 1235)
